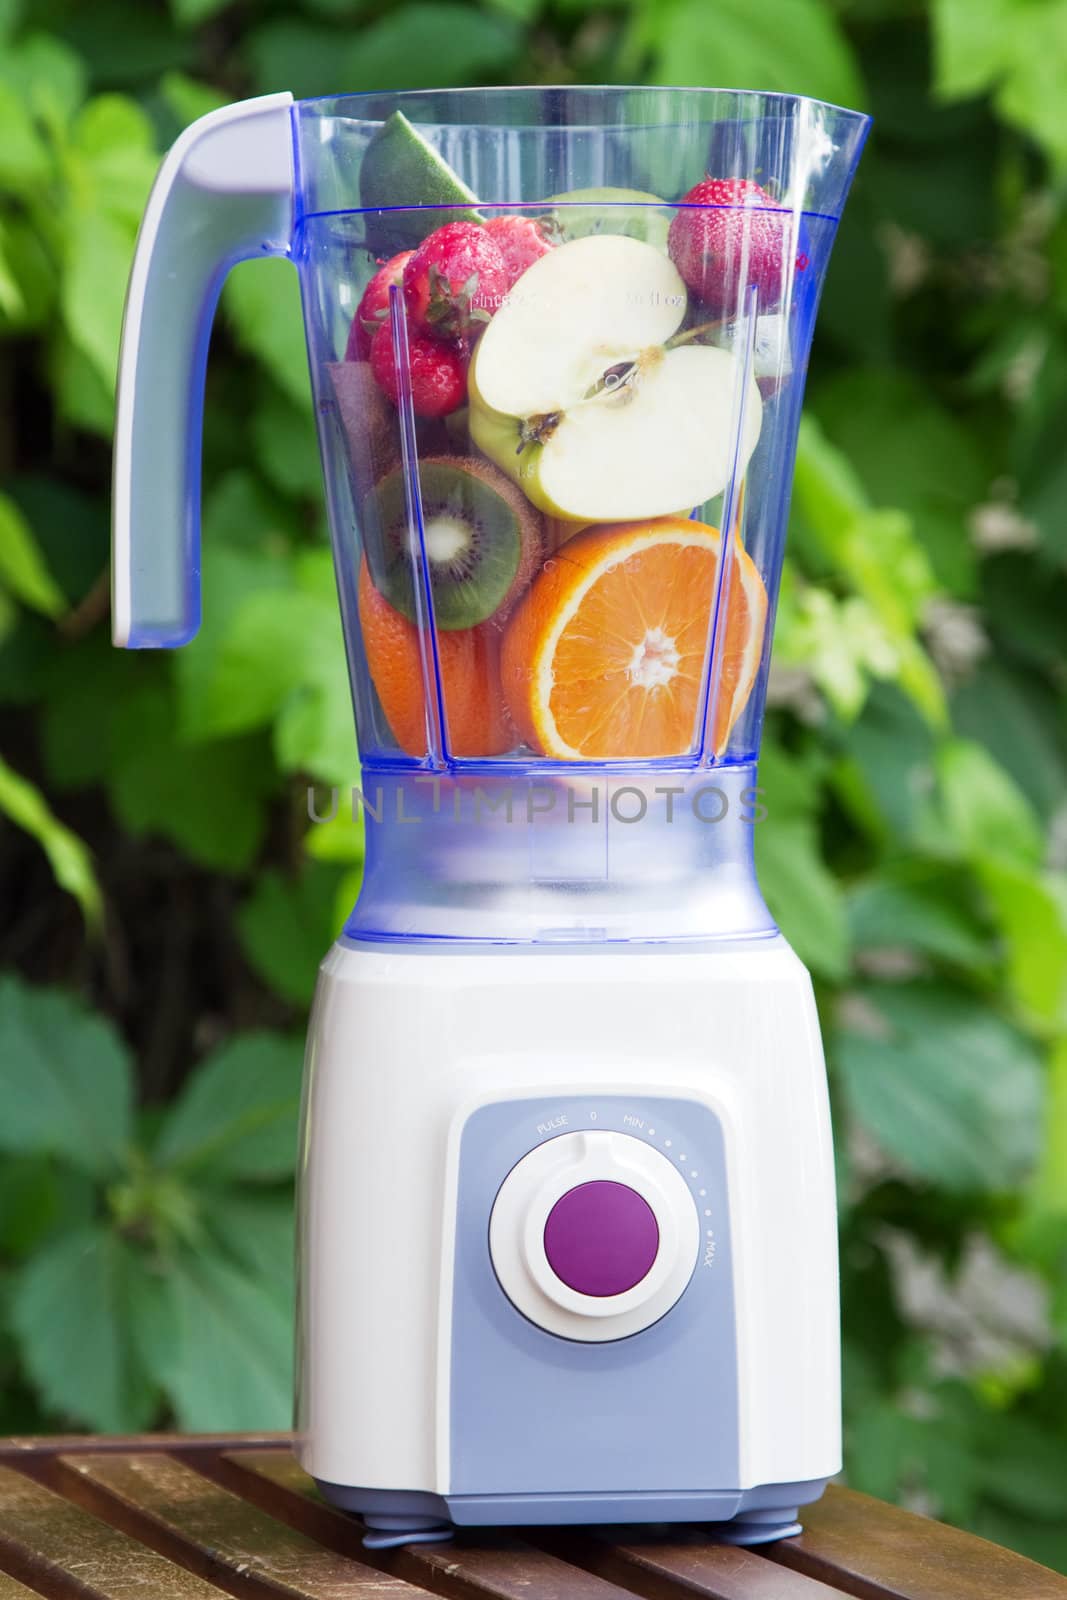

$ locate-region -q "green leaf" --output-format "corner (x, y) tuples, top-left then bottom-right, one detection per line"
(980, 865), (1067, 1028)
(201, 467), (301, 554)
(109, 681), (272, 873)
(775, 580), (899, 720)
(977, 1413), (1067, 1521)
(304, 802), (366, 865)
(52, 338), (117, 436)
(158, 71), (227, 127)
(40, 635), (125, 789)
(344, 4), (521, 91)
(932, 0), (1067, 168)
(754, 743), (847, 977)
(223, 258), (311, 412)
(757, 815), (849, 979)
(0, 214), (57, 334)
(832, 685), (942, 848)
(0, 1157), (94, 1258)
(847, 872), (992, 971)
(72, 94), (158, 228)
(9, 1225), (158, 1431)
(952, 662), (1067, 823)
(60, 208), (135, 395)
(0, 754), (101, 925)
(0, 32), (86, 125)
(208, 1191), (294, 1292)
(1027, 1035), (1067, 1222)
(794, 418), (947, 727)
(936, 738), (1044, 872)
(252, 386), (325, 501)
(0, 494), (65, 617)
(174, 535), (293, 743)
(0, 979), (132, 1176)
(171, 0), (232, 26)
(247, 9), (521, 99)
(188, 585), (320, 738)
(811, 370), (984, 597)
(152, 1248), (292, 1430)
(637, 0), (864, 112)
(0, 81), (49, 194)
(273, 627), (356, 786)
(236, 864), (341, 1006)
(836, 983), (1043, 1192)
(154, 1032), (303, 1180)
(183, 551), (354, 784)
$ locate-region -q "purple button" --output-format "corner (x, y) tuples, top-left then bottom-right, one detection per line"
(543, 1180), (659, 1298)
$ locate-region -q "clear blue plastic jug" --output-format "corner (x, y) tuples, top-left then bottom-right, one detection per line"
(113, 87), (868, 944)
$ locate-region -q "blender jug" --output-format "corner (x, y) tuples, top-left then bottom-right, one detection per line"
(113, 87), (868, 1543)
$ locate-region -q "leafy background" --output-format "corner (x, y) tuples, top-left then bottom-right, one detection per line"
(1, 0), (1066, 1570)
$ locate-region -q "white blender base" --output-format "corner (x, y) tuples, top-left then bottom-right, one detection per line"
(295, 934), (840, 1541)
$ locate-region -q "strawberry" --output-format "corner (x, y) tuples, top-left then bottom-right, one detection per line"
(668, 177), (791, 314)
(346, 251), (413, 360)
(484, 215), (554, 290)
(369, 318), (468, 418)
(402, 221), (509, 340)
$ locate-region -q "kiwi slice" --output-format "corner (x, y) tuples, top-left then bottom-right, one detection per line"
(360, 111), (482, 254)
(362, 455), (542, 631)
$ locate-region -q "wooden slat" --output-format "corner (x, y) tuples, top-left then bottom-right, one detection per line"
(0, 1463), (228, 1600)
(217, 1450), (649, 1600)
(0, 1434), (288, 1461)
(0, 1568), (55, 1600)
(538, 1526), (846, 1600)
(59, 1453), (435, 1600)
(767, 1486), (1067, 1600)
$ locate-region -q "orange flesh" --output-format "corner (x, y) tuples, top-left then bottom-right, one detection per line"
(549, 541), (718, 758)
(502, 518), (767, 761)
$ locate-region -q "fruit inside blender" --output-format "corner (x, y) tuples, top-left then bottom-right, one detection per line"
(325, 115), (819, 766)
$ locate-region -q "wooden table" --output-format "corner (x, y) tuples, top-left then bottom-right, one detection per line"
(0, 1434), (1063, 1600)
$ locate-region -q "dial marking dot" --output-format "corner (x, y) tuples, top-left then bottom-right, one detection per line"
(664, 1140), (672, 1148)
(691, 1170), (698, 1178)
(705, 1209), (712, 1217)
(698, 1189), (706, 1197)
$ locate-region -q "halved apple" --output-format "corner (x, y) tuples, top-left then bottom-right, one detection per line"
(469, 233), (762, 523)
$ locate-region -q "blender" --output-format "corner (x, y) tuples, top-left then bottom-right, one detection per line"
(112, 86), (868, 1546)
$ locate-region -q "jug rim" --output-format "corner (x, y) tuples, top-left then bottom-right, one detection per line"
(294, 82), (872, 128)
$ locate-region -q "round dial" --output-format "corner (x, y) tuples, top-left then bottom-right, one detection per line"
(489, 1129), (699, 1341)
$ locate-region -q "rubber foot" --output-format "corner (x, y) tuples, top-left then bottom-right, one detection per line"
(715, 1515), (802, 1546)
(362, 1516), (455, 1550)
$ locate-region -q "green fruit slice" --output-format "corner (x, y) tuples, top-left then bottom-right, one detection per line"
(544, 186), (670, 251)
(360, 111), (482, 254)
(361, 456), (541, 630)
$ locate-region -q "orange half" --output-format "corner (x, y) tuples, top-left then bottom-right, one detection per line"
(501, 517), (768, 760)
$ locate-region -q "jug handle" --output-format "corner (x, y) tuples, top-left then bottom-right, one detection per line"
(112, 92), (295, 647)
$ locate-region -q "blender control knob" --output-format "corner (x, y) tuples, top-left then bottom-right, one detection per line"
(488, 1130), (699, 1341)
